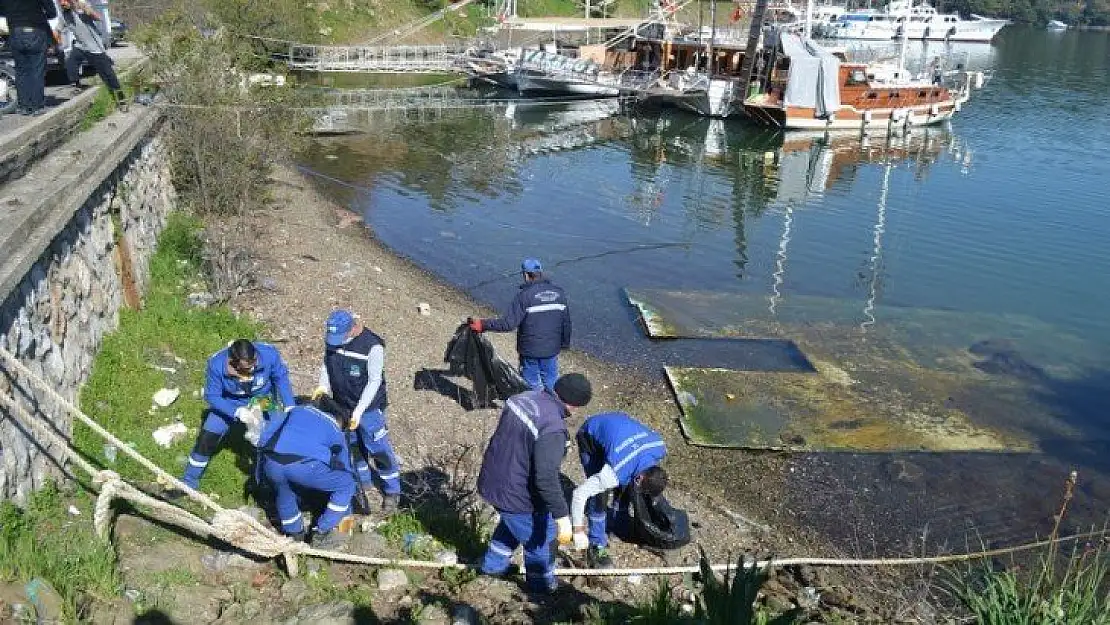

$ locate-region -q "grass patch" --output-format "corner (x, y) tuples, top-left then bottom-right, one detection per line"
(76, 212), (262, 506)
(80, 85), (117, 131)
(377, 506), (489, 560)
(0, 484), (122, 620)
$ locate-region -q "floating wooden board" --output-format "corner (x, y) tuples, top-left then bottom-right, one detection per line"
(664, 366), (1036, 453)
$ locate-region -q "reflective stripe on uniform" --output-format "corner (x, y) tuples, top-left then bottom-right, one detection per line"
(613, 432), (650, 454)
(372, 427), (389, 441)
(327, 502), (350, 513)
(378, 472), (400, 481)
(507, 397), (539, 438)
(187, 457), (209, 468)
(489, 542), (514, 556)
(612, 440), (666, 473)
(281, 512), (303, 526)
(525, 303), (567, 314)
(336, 348), (370, 361)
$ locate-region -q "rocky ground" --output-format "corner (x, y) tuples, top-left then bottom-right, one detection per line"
(97, 164), (929, 624)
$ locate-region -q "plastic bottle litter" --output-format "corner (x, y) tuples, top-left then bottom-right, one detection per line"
(402, 533), (438, 556)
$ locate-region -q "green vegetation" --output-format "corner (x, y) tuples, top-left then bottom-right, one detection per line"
(0, 484), (122, 620)
(376, 507), (489, 560)
(77, 213), (261, 505)
(80, 86), (118, 131)
(954, 0), (1110, 25)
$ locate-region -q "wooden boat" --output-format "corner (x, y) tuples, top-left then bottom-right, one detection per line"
(742, 31), (986, 130)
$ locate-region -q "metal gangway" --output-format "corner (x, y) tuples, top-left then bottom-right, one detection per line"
(284, 43), (470, 73)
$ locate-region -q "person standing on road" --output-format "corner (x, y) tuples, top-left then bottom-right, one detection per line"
(57, 0), (125, 109)
(313, 309), (402, 515)
(476, 373), (593, 594)
(170, 339), (295, 497)
(1, 0), (57, 115)
(468, 258), (571, 392)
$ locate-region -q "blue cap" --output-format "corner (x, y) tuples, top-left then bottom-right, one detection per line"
(521, 258), (543, 273)
(325, 310), (354, 346)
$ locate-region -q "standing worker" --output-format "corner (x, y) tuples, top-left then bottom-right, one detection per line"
(0, 0), (57, 116)
(173, 339), (295, 495)
(258, 395), (356, 549)
(468, 258), (571, 393)
(477, 373), (593, 593)
(570, 412), (668, 568)
(314, 310), (402, 515)
(58, 0), (127, 109)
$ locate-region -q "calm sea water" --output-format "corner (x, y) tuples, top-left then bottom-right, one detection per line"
(302, 27), (1110, 551)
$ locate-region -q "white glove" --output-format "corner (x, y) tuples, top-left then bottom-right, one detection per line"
(237, 406), (264, 447)
(555, 516), (573, 546)
(234, 406), (252, 422)
(347, 409), (363, 432)
(572, 531), (589, 551)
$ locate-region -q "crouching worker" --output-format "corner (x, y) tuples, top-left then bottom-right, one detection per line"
(259, 395), (356, 549)
(570, 412), (669, 568)
(172, 339), (294, 497)
(476, 373), (593, 594)
(315, 309), (401, 514)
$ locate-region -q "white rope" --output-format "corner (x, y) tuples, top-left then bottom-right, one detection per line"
(0, 345), (1100, 578)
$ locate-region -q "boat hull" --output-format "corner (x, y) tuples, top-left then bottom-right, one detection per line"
(516, 72), (620, 97)
(743, 101), (959, 130)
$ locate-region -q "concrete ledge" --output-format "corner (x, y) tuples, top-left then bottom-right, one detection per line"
(0, 87), (103, 188)
(0, 105), (162, 305)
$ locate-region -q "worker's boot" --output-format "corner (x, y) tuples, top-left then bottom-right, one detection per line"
(380, 494), (400, 516)
(311, 528), (350, 550)
(587, 545), (614, 569)
(114, 91), (129, 113)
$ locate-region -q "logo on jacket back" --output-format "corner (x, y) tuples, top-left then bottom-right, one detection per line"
(535, 290), (560, 303)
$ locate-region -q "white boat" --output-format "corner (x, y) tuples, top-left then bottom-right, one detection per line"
(1046, 20), (1068, 31)
(458, 47), (523, 89)
(514, 48), (621, 97)
(826, 2), (1010, 43)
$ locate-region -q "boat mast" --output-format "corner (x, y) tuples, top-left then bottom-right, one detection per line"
(804, 0), (814, 38)
(897, 1), (909, 78)
(709, 0), (717, 74)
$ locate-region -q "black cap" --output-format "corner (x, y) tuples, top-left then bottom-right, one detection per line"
(553, 373), (592, 407)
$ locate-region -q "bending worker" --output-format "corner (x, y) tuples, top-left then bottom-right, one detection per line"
(176, 339), (294, 494)
(477, 373), (593, 593)
(259, 395), (355, 549)
(469, 258), (571, 392)
(570, 411), (668, 568)
(314, 309), (401, 515)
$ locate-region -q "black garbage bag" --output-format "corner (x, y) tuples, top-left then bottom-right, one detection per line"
(624, 483), (692, 551)
(444, 323), (531, 406)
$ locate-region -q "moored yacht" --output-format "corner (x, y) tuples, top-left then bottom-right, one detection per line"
(825, 2), (1010, 42)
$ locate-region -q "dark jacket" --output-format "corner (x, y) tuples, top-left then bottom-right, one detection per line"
(1, 0), (56, 30)
(443, 323), (530, 406)
(482, 278), (571, 360)
(325, 328), (388, 414)
(477, 389), (569, 517)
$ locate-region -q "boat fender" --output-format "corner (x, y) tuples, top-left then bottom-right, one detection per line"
(863, 109), (873, 123)
(929, 103), (939, 117)
(891, 108), (905, 122)
(973, 72), (985, 89)
(954, 101), (962, 112)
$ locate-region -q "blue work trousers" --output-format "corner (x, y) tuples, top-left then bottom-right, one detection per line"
(348, 409), (401, 496)
(585, 490), (632, 548)
(520, 356), (559, 393)
(262, 457), (355, 535)
(182, 408), (275, 489)
(480, 511), (557, 592)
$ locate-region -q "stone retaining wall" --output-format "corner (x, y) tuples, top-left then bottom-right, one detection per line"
(0, 117), (173, 503)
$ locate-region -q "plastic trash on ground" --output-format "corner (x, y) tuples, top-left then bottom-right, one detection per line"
(152, 423), (189, 448)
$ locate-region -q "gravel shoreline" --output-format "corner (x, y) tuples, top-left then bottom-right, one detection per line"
(213, 163), (890, 617)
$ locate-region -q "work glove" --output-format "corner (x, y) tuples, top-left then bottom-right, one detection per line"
(311, 387), (328, 401)
(572, 528), (589, 551)
(555, 516), (573, 546)
(467, 317), (484, 333)
(347, 409), (362, 432)
(233, 406), (253, 423)
(239, 406), (264, 447)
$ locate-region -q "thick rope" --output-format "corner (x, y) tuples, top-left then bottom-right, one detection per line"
(0, 345), (1102, 578)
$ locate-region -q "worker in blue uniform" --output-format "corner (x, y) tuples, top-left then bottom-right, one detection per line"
(259, 395), (356, 548)
(174, 339), (295, 495)
(569, 411), (668, 568)
(469, 258), (571, 393)
(476, 373), (593, 593)
(313, 309), (402, 515)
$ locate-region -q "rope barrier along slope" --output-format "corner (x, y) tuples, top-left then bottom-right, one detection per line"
(0, 344), (1101, 578)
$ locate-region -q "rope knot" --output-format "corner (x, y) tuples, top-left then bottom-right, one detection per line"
(210, 509), (306, 559)
(93, 470), (121, 486)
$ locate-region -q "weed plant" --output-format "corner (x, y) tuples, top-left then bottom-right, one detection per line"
(76, 212), (261, 505)
(0, 484), (121, 620)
